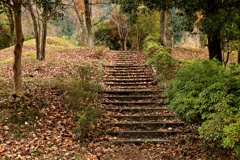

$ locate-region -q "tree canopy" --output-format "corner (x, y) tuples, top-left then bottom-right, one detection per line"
(114, 0), (240, 62)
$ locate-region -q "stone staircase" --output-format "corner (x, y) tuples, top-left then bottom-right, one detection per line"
(102, 51), (187, 143)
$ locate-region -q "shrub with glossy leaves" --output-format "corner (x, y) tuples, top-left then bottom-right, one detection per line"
(164, 60), (240, 153)
(143, 35), (182, 87)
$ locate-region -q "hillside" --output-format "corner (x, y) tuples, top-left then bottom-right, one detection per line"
(0, 37), (238, 159)
(0, 37), (103, 159)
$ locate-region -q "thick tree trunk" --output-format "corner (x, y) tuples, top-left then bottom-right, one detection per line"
(207, 33), (222, 62)
(160, 10), (173, 54)
(40, 19), (47, 60)
(84, 0), (93, 46)
(27, 3), (41, 60)
(13, 0), (24, 95)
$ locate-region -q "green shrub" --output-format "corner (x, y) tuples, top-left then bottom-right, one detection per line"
(67, 64), (102, 106)
(143, 35), (182, 87)
(73, 104), (101, 141)
(66, 64), (103, 141)
(164, 60), (240, 154)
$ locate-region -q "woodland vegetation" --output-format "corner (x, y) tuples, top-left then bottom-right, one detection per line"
(0, 0), (240, 159)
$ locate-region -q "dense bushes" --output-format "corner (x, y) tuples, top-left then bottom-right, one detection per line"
(143, 36), (182, 87)
(164, 60), (240, 154)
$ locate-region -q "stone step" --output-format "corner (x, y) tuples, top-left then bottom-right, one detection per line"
(104, 65), (147, 69)
(105, 68), (152, 73)
(105, 70), (152, 74)
(102, 101), (165, 105)
(108, 122), (185, 129)
(105, 67), (148, 70)
(112, 114), (176, 121)
(108, 130), (182, 138)
(105, 86), (151, 90)
(104, 82), (152, 86)
(103, 74), (153, 79)
(111, 138), (173, 144)
(103, 90), (163, 94)
(103, 95), (162, 99)
(104, 79), (153, 82)
(104, 107), (168, 113)
(104, 73), (153, 77)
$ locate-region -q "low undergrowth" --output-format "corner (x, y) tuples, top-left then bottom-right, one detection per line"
(164, 60), (240, 158)
(143, 35), (183, 87)
(64, 64), (103, 142)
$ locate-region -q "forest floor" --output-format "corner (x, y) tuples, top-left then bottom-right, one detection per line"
(0, 38), (238, 159)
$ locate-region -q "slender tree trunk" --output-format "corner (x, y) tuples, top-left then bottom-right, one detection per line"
(160, 10), (166, 46)
(84, 0), (93, 46)
(207, 33), (222, 62)
(238, 51), (240, 64)
(27, 3), (41, 60)
(40, 19), (47, 60)
(13, 0), (24, 95)
(74, 5), (87, 46)
(3, 4), (15, 45)
(165, 9), (173, 54)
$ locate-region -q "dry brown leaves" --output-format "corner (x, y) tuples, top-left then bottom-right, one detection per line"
(0, 46), (231, 159)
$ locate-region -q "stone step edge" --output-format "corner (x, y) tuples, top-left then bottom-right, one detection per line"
(103, 90), (164, 93)
(108, 122), (185, 125)
(111, 139), (173, 143)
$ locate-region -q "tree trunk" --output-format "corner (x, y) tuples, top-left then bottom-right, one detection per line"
(3, 4), (15, 45)
(13, 0), (24, 95)
(160, 10), (173, 54)
(238, 51), (240, 64)
(40, 19), (47, 60)
(165, 9), (173, 54)
(160, 10), (166, 46)
(84, 0), (93, 46)
(74, 5), (87, 46)
(27, 3), (41, 60)
(120, 38), (125, 50)
(207, 33), (222, 62)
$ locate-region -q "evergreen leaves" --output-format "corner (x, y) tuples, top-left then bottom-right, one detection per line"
(164, 60), (240, 152)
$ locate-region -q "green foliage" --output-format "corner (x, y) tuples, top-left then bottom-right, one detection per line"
(143, 35), (182, 87)
(94, 21), (121, 50)
(73, 104), (101, 141)
(66, 64), (103, 142)
(0, 14), (12, 49)
(164, 60), (240, 153)
(172, 8), (186, 44)
(128, 10), (160, 50)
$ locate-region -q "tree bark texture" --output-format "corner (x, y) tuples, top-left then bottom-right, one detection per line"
(207, 33), (222, 62)
(160, 11), (166, 46)
(13, 0), (24, 95)
(84, 0), (93, 46)
(74, 5), (87, 46)
(3, 4), (15, 45)
(27, 3), (41, 60)
(40, 19), (47, 60)
(160, 10), (173, 54)
(165, 9), (173, 54)
(238, 51), (240, 64)
(111, 14), (130, 50)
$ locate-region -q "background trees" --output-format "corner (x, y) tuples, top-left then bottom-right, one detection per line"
(25, 0), (66, 60)
(115, 0), (240, 62)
